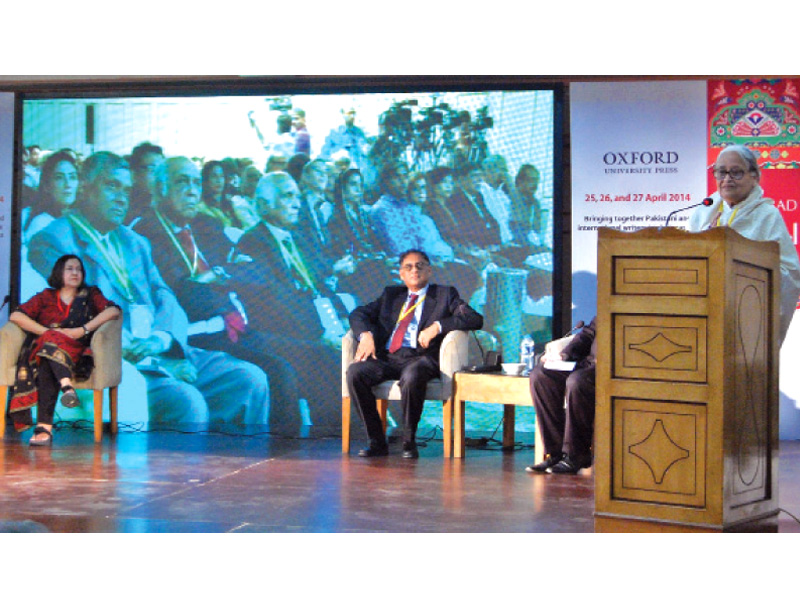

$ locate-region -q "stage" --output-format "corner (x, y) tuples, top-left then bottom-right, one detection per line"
(1, 428), (799, 533)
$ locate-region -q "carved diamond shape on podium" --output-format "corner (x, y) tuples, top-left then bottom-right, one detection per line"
(615, 400), (705, 506)
(629, 333), (692, 363)
(614, 317), (705, 383)
(629, 419), (690, 484)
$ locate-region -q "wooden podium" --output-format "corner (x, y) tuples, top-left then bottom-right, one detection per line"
(594, 227), (780, 532)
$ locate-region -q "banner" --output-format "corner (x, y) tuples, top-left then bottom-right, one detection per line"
(0, 93), (13, 325)
(709, 78), (800, 437)
(571, 79), (800, 439)
(569, 81), (708, 323)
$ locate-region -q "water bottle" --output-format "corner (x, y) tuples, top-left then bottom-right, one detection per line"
(520, 335), (535, 375)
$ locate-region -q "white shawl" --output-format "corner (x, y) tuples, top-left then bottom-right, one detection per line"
(689, 185), (800, 345)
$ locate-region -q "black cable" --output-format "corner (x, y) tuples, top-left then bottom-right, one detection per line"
(471, 330), (485, 363)
(49, 417), (537, 452)
(49, 419), (344, 442)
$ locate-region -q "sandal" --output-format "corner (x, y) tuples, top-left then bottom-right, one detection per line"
(29, 426), (53, 447)
(60, 385), (80, 408)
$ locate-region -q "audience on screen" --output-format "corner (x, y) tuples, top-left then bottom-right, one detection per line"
(133, 156), (303, 429)
(19, 100), (553, 429)
(27, 151), (270, 426)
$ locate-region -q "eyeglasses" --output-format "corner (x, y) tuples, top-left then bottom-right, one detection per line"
(712, 168), (752, 181)
(401, 262), (430, 272)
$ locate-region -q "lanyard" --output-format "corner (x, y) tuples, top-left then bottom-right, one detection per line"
(68, 213), (136, 303)
(154, 209), (202, 276)
(396, 294), (425, 324)
(715, 206), (739, 227)
(281, 237), (318, 295)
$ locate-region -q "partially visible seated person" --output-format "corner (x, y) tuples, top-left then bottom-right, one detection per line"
(327, 168), (394, 303)
(9, 254), (121, 445)
(234, 172), (348, 428)
(199, 160), (236, 227)
(126, 142), (164, 226)
(134, 156), (301, 430)
(423, 167), (461, 249)
(370, 163), (481, 301)
(447, 162), (504, 270)
(20, 149), (81, 302)
(200, 160), (260, 237)
(21, 149), (80, 244)
(514, 163), (549, 250)
(526, 317), (597, 475)
(370, 162), (453, 263)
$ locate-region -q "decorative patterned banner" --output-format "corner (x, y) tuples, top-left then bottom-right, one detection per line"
(708, 79), (800, 306)
(709, 79), (800, 436)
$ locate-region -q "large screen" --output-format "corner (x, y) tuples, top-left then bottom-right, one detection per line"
(17, 84), (559, 437)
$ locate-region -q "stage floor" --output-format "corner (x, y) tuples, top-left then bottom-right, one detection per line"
(1, 427), (799, 533)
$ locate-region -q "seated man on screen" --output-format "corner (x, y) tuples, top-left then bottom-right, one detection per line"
(346, 249), (483, 459)
(126, 142), (164, 226)
(134, 156), (301, 429)
(526, 317), (596, 475)
(234, 172), (348, 429)
(28, 151), (269, 426)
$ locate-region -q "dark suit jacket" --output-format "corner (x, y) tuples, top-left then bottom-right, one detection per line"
(134, 210), (236, 323)
(296, 191), (333, 261)
(562, 317), (598, 369)
(447, 189), (502, 248)
(234, 221), (332, 340)
(348, 283), (483, 363)
(327, 204), (381, 258)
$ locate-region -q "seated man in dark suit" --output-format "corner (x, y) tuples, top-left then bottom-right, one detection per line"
(346, 249), (483, 459)
(526, 317), (597, 475)
(448, 162), (530, 269)
(134, 156), (301, 430)
(234, 172), (348, 429)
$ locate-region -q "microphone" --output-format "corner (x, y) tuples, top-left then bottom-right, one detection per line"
(664, 197), (714, 228)
(565, 320), (585, 337)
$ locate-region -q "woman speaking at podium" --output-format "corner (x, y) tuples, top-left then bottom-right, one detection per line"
(689, 144), (800, 345)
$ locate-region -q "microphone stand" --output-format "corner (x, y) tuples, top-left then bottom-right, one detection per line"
(664, 198), (714, 228)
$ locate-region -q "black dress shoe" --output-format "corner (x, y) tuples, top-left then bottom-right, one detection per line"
(548, 454), (592, 474)
(401, 441), (419, 459)
(525, 454), (563, 473)
(358, 444), (389, 457)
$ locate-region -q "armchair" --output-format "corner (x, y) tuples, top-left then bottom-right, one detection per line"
(1, 318), (123, 443)
(341, 328), (486, 457)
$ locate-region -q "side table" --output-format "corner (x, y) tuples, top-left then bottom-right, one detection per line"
(453, 371), (543, 463)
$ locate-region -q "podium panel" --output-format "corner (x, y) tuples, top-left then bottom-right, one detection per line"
(613, 397), (706, 506)
(595, 227), (780, 532)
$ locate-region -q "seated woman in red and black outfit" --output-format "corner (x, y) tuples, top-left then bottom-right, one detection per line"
(9, 254), (121, 446)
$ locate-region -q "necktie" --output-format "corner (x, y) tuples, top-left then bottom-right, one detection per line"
(282, 237), (315, 291)
(176, 227), (211, 275)
(389, 294), (419, 353)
